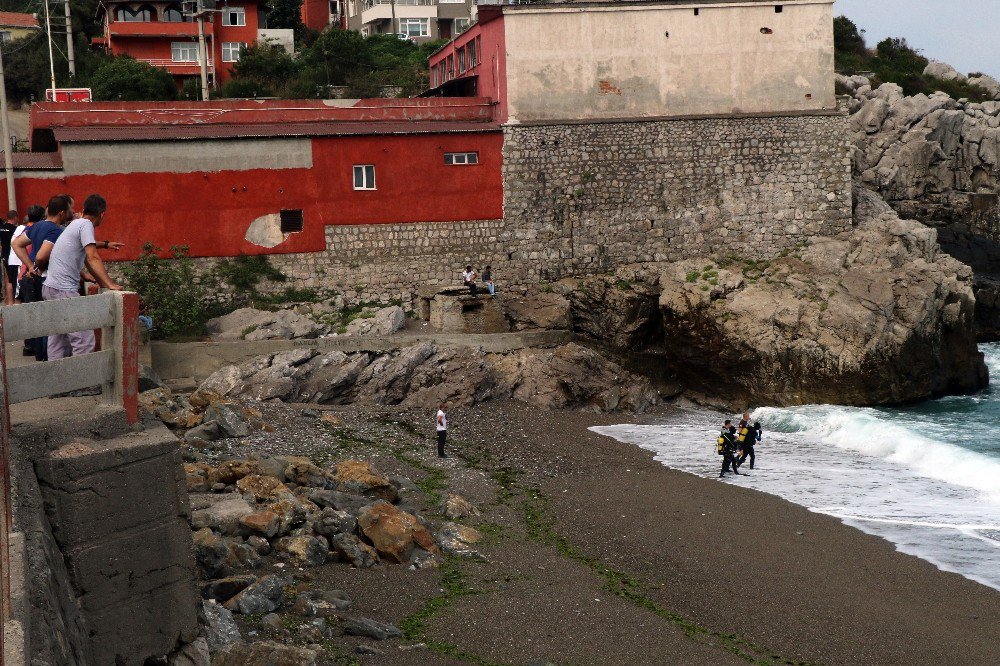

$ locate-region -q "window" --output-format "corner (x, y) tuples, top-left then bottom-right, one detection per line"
(171, 41), (199, 62)
(279, 209), (304, 233)
(458, 47), (466, 74)
(454, 17), (470, 34)
(444, 152), (478, 165)
(399, 17), (428, 38)
(467, 37), (476, 66)
(162, 4), (187, 21)
(353, 165), (376, 190)
(447, 54), (454, 79)
(775, 5), (783, 12)
(223, 6), (246, 26)
(116, 5), (155, 21)
(0, 31), (10, 43)
(222, 42), (244, 62)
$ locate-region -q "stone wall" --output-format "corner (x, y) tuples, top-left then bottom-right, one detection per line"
(500, 111), (854, 282)
(119, 110), (853, 308)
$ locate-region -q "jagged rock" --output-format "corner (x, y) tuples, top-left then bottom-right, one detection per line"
(297, 488), (370, 515)
(441, 494), (479, 520)
(501, 289), (571, 330)
(924, 60), (967, 83)
(343, 305), (406, 336)
(298, 617), (332, 642)
(192, 528), (231, 578)
(206, 460), (259, 486)
(650, 187), (987, 406)
(224, 575), (289, 614)
(190, 495), (254, 536)
(281, 457), (327, 487)
(291, 589), (351, 617)
(275, 535), (329, 566)
(240, 510), (280, 538)
(138, 363), (164, 393)
(969, 73), (1000, 100)
(185, 463), (212, 493)
(310, 507), (357, 538)
(211, 641), (320, 666)
(246, 535), (271, 555)
(436, 523), (485, 559)
(207, 308), (322, 341)
(225, 539), (263, 570)
(204, 403), (251, 438)
(266, 495), (311, 535)
(330, 533), (379, 568)
(167, 637), (209, 666)
(342, 617), (403, 641)
(563, 268), (662, 350)
(200, 601), (241, 653)
(330, 461), (399, 502)
(260, 613), (283, 630)
(357, 501), (439, 564)
(235, 475), (289, 502)
(201, 575), (256, 603)
(185, 421), (221, 442)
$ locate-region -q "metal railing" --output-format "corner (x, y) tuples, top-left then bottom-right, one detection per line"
(138, 58), (215, 68)
(363, 0), (436, 8)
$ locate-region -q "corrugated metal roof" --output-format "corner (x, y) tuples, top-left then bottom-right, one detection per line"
(52, 121), (502, 143)
(0, 11), (40, 28)
(0, 152), (62, 169)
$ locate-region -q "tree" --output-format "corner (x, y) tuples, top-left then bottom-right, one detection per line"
(89, 57), (178, 101)
(230, 43), (299, 88)
(298, 28), (371, 86)
(265, 0), (303, 30)
(833, 16), (866, 56)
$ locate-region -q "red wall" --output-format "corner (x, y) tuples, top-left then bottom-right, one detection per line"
(2, 132), (503, 262)
(300, 0), (329, 32)
(428, 9), (508, 122)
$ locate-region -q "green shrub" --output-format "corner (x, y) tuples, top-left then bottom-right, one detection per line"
(119, 244), (210, 339)
(219, 77), (274, 99)
(90, 56), (178, 101)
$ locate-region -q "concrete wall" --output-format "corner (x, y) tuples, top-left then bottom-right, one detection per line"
(502, 0), (836, 123)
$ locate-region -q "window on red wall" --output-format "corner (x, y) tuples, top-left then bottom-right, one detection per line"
(223, 6), (246, 26)
(458, 47), (466, 74)
(468, 38), (476, 66)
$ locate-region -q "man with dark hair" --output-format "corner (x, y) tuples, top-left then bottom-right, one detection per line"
(719, 419), (740, 477)
(12, 194), (75, 361)
(9, 205), (45, 353)
(41, 194), (123, 360)
(1, 210), (17, 304)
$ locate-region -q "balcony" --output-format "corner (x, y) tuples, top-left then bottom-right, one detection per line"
(108, 21), (212, 38)
(136, 58), (214, 74)
(361, 0), (436, 25)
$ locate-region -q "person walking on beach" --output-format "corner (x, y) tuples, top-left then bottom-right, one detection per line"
(735, 410), (752, 469)
(436, 402), (448, 458)
(719, 419), (740, 477)
(737, 422), (761, 470)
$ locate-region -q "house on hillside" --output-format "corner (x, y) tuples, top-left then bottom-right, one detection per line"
(92, 0), (293, 88)
(0, 11), (41, 42)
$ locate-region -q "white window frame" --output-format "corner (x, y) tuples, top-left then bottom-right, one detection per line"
(399, 17), (428, 38)
(454, 18), (470, 34)
(223, 6), (246, 26)
(444, 152), (479, 165)
(171, 41), (199, 62)
(222, 42), (244, 62)
(353, 164), (376, 190)
(0, 31), (12, 43)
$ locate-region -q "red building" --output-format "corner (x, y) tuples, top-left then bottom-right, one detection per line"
(94, 1), (263, 87)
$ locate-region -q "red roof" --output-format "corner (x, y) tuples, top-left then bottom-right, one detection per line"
(0, 11), (40, 29)
(0, 152), (62, 169)
(51, 121), (501, 143)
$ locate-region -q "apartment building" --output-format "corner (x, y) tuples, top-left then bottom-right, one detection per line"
(94, 0), (291, 87)
(342, 0), (476, 43)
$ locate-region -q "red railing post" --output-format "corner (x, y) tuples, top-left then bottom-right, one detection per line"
(120, 293), (139, 425)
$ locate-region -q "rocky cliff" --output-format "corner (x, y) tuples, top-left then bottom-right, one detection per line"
(564, 186), (988, 408)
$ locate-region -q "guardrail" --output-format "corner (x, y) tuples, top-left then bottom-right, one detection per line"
(138, 58), (215, 69)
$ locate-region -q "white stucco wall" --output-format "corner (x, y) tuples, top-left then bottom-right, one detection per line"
(502, 0), (836, 123)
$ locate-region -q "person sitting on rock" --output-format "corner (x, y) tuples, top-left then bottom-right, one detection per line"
(462, 265), (478, 296)
(482, 265), (495, 295)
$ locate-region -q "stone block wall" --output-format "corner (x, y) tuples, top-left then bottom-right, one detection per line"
(116, 110), (853, 308)
(500, 111), (854, 282)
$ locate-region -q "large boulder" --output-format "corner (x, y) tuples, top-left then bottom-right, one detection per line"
(923, 60), (966, 83)
(206, 307), (321, 341)
(651, 187), (987, 407)
(223, 575), (289, 614)
(343, 305), (406, 336)
(357, 501), (439, 564)
(190, 495), (255, 536)
(200, 601), (241, 653)
(330, 461), (399, 502)
(501, 289), (571, 331)
(212, 642), (320, 666)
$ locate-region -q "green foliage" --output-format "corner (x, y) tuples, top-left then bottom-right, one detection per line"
(834, 16), (991, 102)
(119, 244), (209, 340)
(181, 78), (202, 101)
(215, 254), (287, 292)
(230, 43), (298, 90)
(219, 77), (274, 99)
(265, 0), (303, 30)
(90, 57), (178, 101)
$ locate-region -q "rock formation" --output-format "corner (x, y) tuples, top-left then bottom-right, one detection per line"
(565, 187), (988, 408)
(198, 342), (658, 413)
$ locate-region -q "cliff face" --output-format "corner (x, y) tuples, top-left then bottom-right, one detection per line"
(566, 186), (988, 408)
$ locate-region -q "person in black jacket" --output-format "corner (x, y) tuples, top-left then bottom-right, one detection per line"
(737, 422), (761, 470)
(719, 419), (740, 477)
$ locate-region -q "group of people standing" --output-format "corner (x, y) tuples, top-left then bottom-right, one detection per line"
(717, 411), (762, 477)
(3, 193), (123, 364)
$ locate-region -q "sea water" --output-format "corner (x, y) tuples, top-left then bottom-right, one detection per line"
(592, 344), (1000, 592)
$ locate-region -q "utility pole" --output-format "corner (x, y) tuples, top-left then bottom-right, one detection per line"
(63, 0), (76, 78)
(196, 0), (211, 100)
(390, 0), (397, 38)
(43, 0), (57, 97)
(0, 47), (17, 211)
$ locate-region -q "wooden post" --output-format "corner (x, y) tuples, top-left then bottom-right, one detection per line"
(102, 292), (139, 424)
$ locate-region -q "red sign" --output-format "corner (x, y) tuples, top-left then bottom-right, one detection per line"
(44, 88), (93, 103)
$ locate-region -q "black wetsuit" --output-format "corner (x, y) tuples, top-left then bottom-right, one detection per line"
(738, 426), (758, 470)
(720, 429), (739, 476)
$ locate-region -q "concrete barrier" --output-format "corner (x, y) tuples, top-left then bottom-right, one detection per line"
(152, 330), (575, 380)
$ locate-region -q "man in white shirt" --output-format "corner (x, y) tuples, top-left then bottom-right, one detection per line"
(462, 265), (478, 296)
(39, 194), (123, 360)
(436, 402), (448, 458)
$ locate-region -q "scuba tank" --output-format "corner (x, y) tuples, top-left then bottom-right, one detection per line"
(716, 432), (726, 455)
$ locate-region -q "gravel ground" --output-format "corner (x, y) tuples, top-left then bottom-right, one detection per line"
(193, 399), (1000, 665)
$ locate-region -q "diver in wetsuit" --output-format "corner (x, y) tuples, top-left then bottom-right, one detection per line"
(737, 421), (761, 470)
(718, 419), (740, 477)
